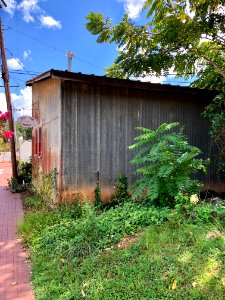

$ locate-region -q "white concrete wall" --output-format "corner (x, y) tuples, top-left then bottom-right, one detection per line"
(0, 152), (19, 162)
(19, 141), (32, 162)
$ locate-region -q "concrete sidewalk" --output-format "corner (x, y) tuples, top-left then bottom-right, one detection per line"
(0, 162), (35, 300)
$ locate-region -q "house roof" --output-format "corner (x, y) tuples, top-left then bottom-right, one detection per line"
(26, 69), (217, 97)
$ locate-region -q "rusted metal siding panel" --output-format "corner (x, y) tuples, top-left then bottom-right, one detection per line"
(61, 81), (78, 192)
(61, 81), (100, 199)
(61, 80), (219, 200)
(32, 78), (61, 177)
(140, 90), (210, 152)
(77, 83), (100, 196)
(99, 87), (143, 192)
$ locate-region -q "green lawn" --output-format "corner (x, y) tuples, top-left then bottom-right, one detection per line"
(19, 201), (225, 300)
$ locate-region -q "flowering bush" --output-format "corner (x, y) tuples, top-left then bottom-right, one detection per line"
(0, 111), (14, 139)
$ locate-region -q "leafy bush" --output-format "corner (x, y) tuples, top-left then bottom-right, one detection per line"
(8, 177), (27, 193)
(95, 174), (129, 208)
(129, 123), (208, 207)
(202, 93), (225, 174)
(8, 159), (32, 193)
(94, 180), (101, 207)
(24, 196), (45, 209)
(17, 159), (32, 185)
(33, 169), (59, 208)
(111, 173), (129, 205)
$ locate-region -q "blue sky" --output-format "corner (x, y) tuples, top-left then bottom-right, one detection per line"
(0, 0), (191, 116)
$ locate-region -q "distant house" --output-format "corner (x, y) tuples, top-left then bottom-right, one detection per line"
(26, 69), (221, 202)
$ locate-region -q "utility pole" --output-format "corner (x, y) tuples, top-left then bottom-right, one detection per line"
(0, 16), (17, 178)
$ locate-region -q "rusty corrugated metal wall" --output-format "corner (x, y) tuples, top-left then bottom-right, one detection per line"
(61, 80), (215, 200)
(32, 78), (61, 176)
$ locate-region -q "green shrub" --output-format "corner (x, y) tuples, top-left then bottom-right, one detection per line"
(95, 174), (129, 209)
(202, 93), (225, 175)
(17, 159), (32, 185)
(8, 177), (27, 193)
(111, 173), (129, 205)
(8, 159), (32, 193)
(24, 196), (45, 209)
(129, 123), (208, 207)
(33, 169), (59, 208)
(94, 180), (102, 207)
(59, 201), (84, 219)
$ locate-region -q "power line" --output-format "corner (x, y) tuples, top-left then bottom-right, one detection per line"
(9, 74), (26, 83)
(3, 24), (196, 79)
(6, 48), (34, 76)
(0, 0), (7, 8)
(9, 74), (21, 87)
(5, 25), (105, 71)
(9, 70), (39, 76)
(2, 25), (194, 83)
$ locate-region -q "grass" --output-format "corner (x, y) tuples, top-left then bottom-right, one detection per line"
(19, 199), (225, 300)
(77, 223), (225, 300)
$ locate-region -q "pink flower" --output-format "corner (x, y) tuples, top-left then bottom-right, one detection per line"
(0, 111), (12, 140)
(0, 112), (10, 122)
(3, 130), (14, 139)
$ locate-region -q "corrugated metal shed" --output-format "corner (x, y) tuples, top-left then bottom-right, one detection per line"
(27, 70), (222, 202)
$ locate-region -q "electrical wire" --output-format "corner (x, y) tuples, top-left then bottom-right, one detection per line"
(5, 25), (197, 76)
(6, 48), (34, 76)
(2, 25), (193, 84)
(9, 74), (20, 87)
(9, 70), (40, 76)
(5, 25), (105, 71)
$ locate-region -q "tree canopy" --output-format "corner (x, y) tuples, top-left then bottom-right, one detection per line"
(16, 124), (32, 141)
(86, 0), (225, 91)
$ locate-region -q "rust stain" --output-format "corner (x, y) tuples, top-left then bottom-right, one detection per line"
(60, 185), (117, 204)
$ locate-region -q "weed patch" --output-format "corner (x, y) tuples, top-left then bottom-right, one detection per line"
(19, 198), (225, 299)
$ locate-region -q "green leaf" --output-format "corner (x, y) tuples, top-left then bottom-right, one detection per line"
(128, 122), (208, 207)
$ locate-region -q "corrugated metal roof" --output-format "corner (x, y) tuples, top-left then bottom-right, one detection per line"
(26, 69), (217, 96)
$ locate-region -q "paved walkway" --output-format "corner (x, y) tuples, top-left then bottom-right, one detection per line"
(0, 162), (35, 300)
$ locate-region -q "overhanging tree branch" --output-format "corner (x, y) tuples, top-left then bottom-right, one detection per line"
(199, 51), (225, 81)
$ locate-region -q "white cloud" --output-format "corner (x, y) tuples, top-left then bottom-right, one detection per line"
(11, 87), (32, 117)
(118, 0), (145, 19)
(132, 67), (176, 84)
(7, 58), (23, 70)
(0, 93), (7, 113)
(132, 74), (166, 84)
(3, 0), (17, 16)
(23, 49), (32, 60)
(140, 75), (166, 84)
(4, 0), (62, 29)
(17, 0), (41, 23)
(40, 15), (62, 29)
(0, 87), (32, 117)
